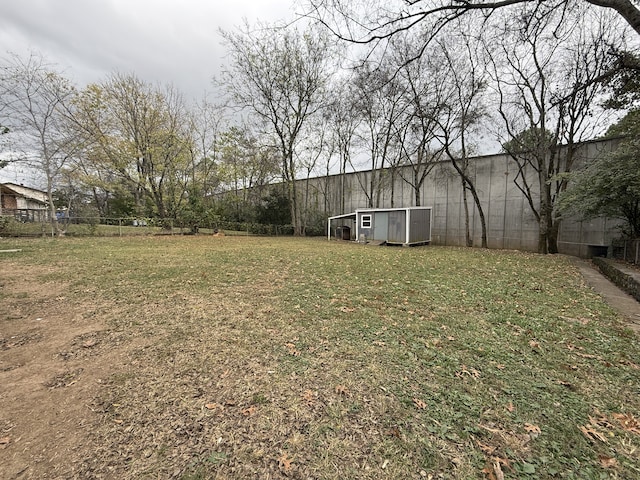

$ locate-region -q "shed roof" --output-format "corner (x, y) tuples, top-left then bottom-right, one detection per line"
(327, 212), (356, 222)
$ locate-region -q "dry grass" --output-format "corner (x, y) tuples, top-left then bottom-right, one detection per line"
(1, 235), (639, 479)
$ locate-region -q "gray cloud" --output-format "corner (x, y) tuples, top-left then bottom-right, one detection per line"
(0, 0), (298, 101)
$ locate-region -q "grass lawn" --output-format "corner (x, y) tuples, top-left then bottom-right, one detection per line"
(1, 236), (639, 479)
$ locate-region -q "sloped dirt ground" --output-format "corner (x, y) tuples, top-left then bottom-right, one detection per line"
(0, 265), (139, 479)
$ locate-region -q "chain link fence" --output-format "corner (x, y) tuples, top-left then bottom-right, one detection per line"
(611, 238), (640, 265)
(0, 210), (295, 237)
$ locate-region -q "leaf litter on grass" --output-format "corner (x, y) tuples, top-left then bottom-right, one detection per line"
(2, 237), (640, 479)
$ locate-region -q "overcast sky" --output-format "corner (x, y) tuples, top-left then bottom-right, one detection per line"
(0, 0), (302, 102)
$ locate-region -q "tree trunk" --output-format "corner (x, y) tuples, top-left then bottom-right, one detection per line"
(413, 168), (422, 207)
(548, 218), (560, 254)
(340, 158), (346, 215)
(538, 211), (554, 254)
(46, 175), (63, 237)
(450, 157), (488, 248)
(538, 170), (553, 254)
(289, 179), (302, 236)
(390, 170), (396, 208)
(462, 180), (472, 247)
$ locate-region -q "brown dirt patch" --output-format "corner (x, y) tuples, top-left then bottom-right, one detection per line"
(0, 264), (134, 479)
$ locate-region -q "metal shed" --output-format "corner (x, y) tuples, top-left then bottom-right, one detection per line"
(327, 207), (432, 246)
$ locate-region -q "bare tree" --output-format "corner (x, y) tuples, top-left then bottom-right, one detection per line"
(351, 63), (408, 208)
(188, 95), (226, 198)
(308, 0), (640, 44)
(308, 0), (638, 118)
(216, 125), (280, 220)
(390, 35), (448, 207)
(221, 23), (333, 235)
(493, 9), (616, 253)
(0, 52), (79, 235)
(295, 119), (331, 233)
(325, 78), (360, 214)
(432, 34), (489, 248)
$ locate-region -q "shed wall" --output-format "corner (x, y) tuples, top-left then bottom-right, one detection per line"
(409, 209), (431, 244)
(373, 212), (389, 241)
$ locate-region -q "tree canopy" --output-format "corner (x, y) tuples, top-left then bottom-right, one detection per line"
(559, 106), (640, 237)
(558, 138), (640, 237)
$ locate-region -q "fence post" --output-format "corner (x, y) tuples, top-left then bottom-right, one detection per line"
(119, 218), (122, 237)
(624, 241), (627, 262)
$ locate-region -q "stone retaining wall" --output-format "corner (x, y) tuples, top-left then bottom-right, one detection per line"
(592, 258), (640, 302)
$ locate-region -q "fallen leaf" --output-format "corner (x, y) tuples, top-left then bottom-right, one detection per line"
(589, 413), (612, 429)
(529, 340), (540, 350)
(524, 423), (541, 440)
(612, 413), (640, 435)
(481, 466), (497, 480)
(285, 343), (301, 356)
(339, 306), (355, 313)
(386, 426), (401, 438)
(560, 316), (590, 325)
(456, 365), (480, 378)
(579, 425), (608, 443)
(205, 403), (222, 411)
(598, 455), (618, 468)
(524, 423), (541, 434)
(495, 364), (506, 370)
(478, 423), (503, 434)
(506, 402), (515, 412)
(477, 441), (496, 455)
(302, 390), (316, 406)
(242, 405), (256, 416)
(413, 398), (427, 410)
(82, 339), (97, 348)
(492, 458), (505, 480)
(335, 385), (349, 395)
(0, 436), (10, 448)
(278, 452), (293, 473)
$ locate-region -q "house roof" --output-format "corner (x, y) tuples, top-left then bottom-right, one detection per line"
(1, 183), (48, 205)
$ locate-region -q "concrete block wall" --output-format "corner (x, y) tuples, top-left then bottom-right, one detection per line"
(300, 138), (623, 257)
